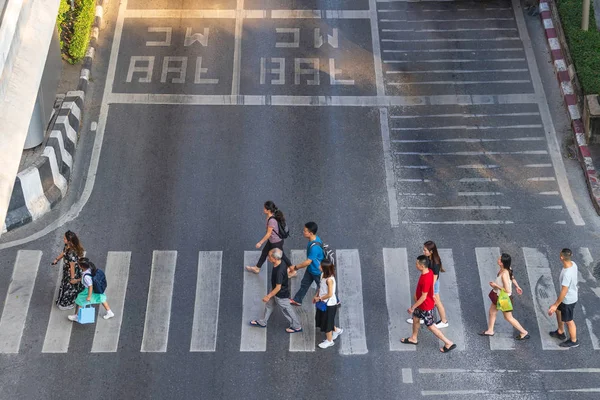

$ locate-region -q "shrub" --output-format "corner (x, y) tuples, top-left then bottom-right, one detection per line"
(56, 0), (96, 64)
(557, 0), (600, 95)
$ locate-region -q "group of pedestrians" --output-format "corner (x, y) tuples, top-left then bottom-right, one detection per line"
(246, 202), (342, 349)
(51, 230), (114, 323)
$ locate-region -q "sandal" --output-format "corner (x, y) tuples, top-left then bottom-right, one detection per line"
(400, 338), (418, 345)
(286, 327), (303, 333)
(478, 331), (494, 337)
(441, 344), (457, 353)
(249, 320), (266, 328)
(515, 334), (530, 340)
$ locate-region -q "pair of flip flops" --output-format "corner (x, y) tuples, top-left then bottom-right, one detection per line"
(249, 321), (302, 333)
(400, 338), (456, 353)
(478, 331), (530, 340)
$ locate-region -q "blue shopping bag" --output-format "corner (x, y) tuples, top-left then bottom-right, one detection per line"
(78, 304), (95, 324)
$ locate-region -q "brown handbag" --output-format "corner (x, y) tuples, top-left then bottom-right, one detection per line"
(488, 289), (498, 305)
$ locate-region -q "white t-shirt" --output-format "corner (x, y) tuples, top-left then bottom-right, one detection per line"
(82, 272), (93, 288)
(319, 276), (337, 306)
(559, 262), (578, 304)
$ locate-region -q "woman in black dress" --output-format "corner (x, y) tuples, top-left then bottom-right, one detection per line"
(51, 231), (85, 310)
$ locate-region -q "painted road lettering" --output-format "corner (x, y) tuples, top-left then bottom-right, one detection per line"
(242, 19), (376, 95)
(114, 19), (234, 94)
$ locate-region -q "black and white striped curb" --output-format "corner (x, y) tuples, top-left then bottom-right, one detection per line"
(3, 92), (84, 233)
(3, 0), (108, 233)
(77, 0), (106, 93)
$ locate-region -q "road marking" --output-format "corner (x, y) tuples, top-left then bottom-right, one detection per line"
(241, 251), (268, 352)
(382, 37), (520, 42)
(522, 248), (565, 350)
(384, 59), (526, 63)
(576, 248), (600, 350)
(124, 9), (237, 18)
(398, 192), (436, 196)
(190, 251), (222, 352)
(511, 0), (583, 226)
(0, 251), (42, 353)
(231, 0), (244, 97)
(91, 251), (131, 352)
(378, 8), (512, 12)
(379, 109), (399, 228)
(123, 9), (370, 19)
(458, 164), (499, 169)
(338, 249), (368, 354)
(397, 178), (430, 182)
(404, 220), (514, 225)
(141, 251), (177, 352)
(383, 248), (415, 351)
(419, 368), (600, 374)
(393, 138), (544, 143)
(381, 18), (516, 22)
(459, 178), (500, 183)
(458, 192), (503, 196)
(422, 389), (600, 395)
(370, 0), (385, 96)
(437, 249), (465, 351)
(399, 205), (508, 210)
(270, 10), (371, 19)
(390, 112), (539, 118)
(386, 69), (529, 73)
(42, 259), (76, 353)
(543, 205), (563, 209)
(475, 247), (514, 350)
(402, 368), (413, 384)
(104, 93), (538, 107)
(289, 249), (316, 352)
(539, 191), (560, 195)
(395, 151), (547, 155)
(388, 80), (530, 85)
(526, 164), (552, 167)
(527, 177), (556, 181)
(391, 125), (542, 130)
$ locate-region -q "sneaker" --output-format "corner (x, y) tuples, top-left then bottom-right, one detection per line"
(406, 318), (424, 325)
(103, 310), (115, 320)
(58, 304), (74, 311)
(559, 339), (580, 348)
(245, 266), (260, 274)
(435, 321), (449, 329)
(332, 328), (344, 341)
(67, 314), (78, 322)
(318, 340), (335, 349)
(549, 330), (567, 340)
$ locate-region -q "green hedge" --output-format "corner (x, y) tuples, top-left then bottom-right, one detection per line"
(56, 0), (96, 64)
(557, 0), (600, 95)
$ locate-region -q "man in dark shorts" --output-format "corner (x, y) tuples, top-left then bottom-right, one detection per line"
(401, 255), (456, 353)
(249, 248), (302, 333)
(548, 248), (579, 348)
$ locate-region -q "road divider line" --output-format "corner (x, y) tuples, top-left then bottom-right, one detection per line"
(190, 251), (222, 352)
(231, 0), (244, 97)
(289, 250), (316, 352)
(383, 248), (415, 351)
(0, 251), (42, 353)
(338, 250), (368, 354)
(241, 251), (268, 351)
(522, 248), (565, 350)
(379, 108), (399, 227)
(141, 251), (177, 352)
(475, 247), (514, 350)
(576, 248), (600, 350)
(437, 249), (465, 351)
(91, 251), (131, 352)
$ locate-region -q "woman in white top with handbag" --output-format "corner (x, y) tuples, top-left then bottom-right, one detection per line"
(313, 260), (343, 349)
(478, 253), (529, 340)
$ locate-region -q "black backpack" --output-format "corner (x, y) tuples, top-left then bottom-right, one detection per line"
(269, 216), (290, 239)
(310, 240), (336, 265)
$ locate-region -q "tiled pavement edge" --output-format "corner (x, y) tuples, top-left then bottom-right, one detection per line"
(538, 0), (600, 214)
(2, 0), (108, 233)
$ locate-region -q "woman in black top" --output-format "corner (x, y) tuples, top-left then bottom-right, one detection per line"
(51, 231), (84, 310)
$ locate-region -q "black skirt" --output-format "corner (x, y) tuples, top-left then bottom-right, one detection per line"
(316, 305), (338, 333)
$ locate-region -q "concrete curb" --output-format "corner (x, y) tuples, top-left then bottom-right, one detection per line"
(2, 92), (84, 233)
(2, 0), (107, 233)
(538, 0), (600, 215)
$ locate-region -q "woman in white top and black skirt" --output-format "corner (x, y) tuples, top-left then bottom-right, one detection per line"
(314, 260), (343, 349)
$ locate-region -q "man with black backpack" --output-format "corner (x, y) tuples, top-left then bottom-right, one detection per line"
(288, 222), (326, 306)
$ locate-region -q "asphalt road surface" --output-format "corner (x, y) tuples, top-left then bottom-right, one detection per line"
(2, 1), (600, 399)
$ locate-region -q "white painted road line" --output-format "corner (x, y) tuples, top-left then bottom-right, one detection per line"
(475, 248), (514, 350)
(289, 249), (315, 352)
(141, 251), (177, 352)
(91, 252), (131, 353)
(43, 259), (76, 353)
(241, 251), (268, 351)
(379, 108), (399, 228)
(511, 0), (584, 226)
(0, 251), (42, 353)
(577, 248), (600, 350)
(190, 251), (222, 352)
(384, 248), (415, 351)
(522, 248), (565, 350)
(337, 249), (368, 354)
(231, 0), (244, 96)
(437, 249), (465, 351)
(369, 0), (385, 96)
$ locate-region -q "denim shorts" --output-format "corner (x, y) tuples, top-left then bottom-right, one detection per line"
(433, 279), (440, 295)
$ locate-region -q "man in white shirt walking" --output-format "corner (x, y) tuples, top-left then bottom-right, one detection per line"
(548, 248), (579, 348)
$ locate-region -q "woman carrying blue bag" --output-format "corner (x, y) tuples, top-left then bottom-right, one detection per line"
(313, 260), (343, 349)
(68, 258), (114, 323)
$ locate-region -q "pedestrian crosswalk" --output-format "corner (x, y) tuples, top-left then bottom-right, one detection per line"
(1, 246), (599, 355)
